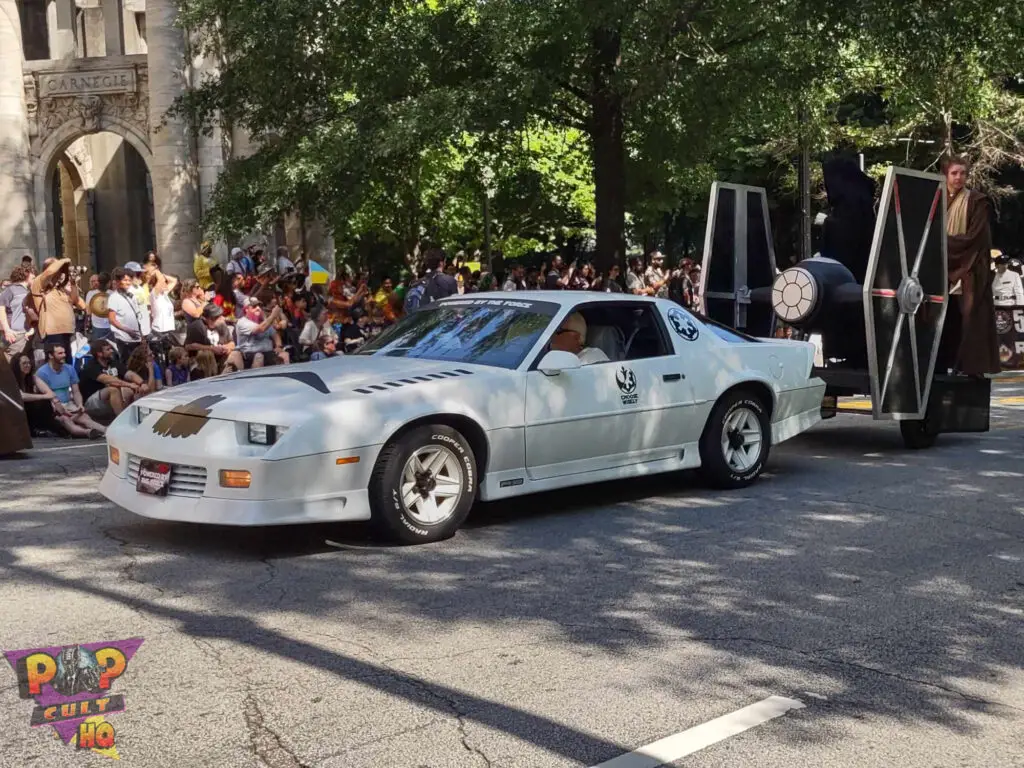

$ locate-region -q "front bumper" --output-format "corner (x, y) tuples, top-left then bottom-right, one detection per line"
(100, 445), (379, 526)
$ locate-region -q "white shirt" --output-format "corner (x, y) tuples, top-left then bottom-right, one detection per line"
(579, 346), (610, 366)
(993, 270), (1024, 306)
(151, 291), (176, 333)
(107, 291), (140, 343)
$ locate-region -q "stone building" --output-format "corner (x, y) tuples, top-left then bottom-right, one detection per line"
(0, 0), (332, 280)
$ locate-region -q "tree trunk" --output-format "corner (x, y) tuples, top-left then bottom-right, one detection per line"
(589, 27), (626, 273)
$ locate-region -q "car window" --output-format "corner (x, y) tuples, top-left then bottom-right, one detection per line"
(538, 303), (672, 365)
(356, 297), (559, 369)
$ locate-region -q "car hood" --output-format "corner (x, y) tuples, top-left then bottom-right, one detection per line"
(133, 356), (491, 426)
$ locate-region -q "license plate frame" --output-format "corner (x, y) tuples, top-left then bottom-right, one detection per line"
(136, 458), (171, 496)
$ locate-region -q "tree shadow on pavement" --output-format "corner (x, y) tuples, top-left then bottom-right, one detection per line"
(1, 420), (1023, 764)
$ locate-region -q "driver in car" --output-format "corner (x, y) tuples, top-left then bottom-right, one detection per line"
(551, 312), (609, 365)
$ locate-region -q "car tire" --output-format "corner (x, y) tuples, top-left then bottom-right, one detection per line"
(369, 424), (477, 544)
(698, 390), (771, 489)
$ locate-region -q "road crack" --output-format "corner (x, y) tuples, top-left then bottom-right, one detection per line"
(244, 692), (311, 768)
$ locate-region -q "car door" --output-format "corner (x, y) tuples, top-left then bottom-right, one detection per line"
(523, 301), (699, 481)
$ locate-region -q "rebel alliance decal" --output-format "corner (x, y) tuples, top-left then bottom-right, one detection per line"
(616, 366), (638, 405)
(151, 395), (226, 438)
(668, 308), (699, 341)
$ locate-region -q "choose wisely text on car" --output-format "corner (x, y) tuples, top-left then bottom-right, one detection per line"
(100, 292), (826, 543)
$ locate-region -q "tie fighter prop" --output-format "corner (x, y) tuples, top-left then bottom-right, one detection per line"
(698, 182), (778, 337)
(700, 166), (990, 449)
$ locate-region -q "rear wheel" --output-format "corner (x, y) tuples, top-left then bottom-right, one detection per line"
(900, 418), (938, 450)
(698, 391), (770, 489)
(369, 425), (477, 544)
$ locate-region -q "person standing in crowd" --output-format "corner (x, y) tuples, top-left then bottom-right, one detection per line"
(502, 263), (525, 291)
(27, 258), (78, 363)
(193, 241), (217, 290)
(545, 256), (574, 290)
(33, 343), (106, 438)
(992, 252), (1024, 307)
(626, 257), (646, 295)
(180, 279), (207, 320)
(943, 154), (1000, 376)
(212, 271), (240, 321)
(420, 252), (459, 303)
(123, 262), (151, 340)
(595, 264), (624, 293)
(86, 272), (112, 340)
(644, 251), (670, 297)
(0, 265), (33, 361)
(276, 246), (296, 275)
(225, 247), (248, 278)
(107, 268), (143, 358)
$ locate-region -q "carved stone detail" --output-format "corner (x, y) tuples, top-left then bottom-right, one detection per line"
(23, 64), (150, 157)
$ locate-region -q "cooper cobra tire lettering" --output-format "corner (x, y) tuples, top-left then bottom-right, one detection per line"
(370, 424), (479, 544)
(697, 390), (770, 491)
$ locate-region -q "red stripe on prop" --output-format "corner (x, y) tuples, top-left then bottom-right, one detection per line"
(872, 289), (897, 298)
(927, 295), (944, 303)
(893, 179), (901, 215)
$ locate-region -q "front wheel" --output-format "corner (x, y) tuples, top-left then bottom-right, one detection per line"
(900, 418), (938, 450)
(698, 391), (771, 489)
(369, 425), (477, 544)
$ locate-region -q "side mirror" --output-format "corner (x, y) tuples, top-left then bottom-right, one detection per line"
(538, 350), (582, 376)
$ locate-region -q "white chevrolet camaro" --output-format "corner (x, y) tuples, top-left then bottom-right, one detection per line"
(100, 292), (825, 543)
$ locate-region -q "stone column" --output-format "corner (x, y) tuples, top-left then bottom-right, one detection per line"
(146, 0), (199, 278)
(0, 0), (37, 274)
(191, 41), (228, 262)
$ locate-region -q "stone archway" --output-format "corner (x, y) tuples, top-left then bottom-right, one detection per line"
(23, 57), (152, 262)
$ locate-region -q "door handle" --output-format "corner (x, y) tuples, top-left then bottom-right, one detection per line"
(663, 373), (684, 382)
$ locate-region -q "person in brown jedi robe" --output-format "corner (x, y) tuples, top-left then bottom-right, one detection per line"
(0, 349), (32, 455)
(942, 155), (1000, 376)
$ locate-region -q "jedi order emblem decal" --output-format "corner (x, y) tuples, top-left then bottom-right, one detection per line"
(5, 637), (143, 759)
(151, 395), (225, 438)
(616, 366), (638, 405)
(668, 308), (699, 341)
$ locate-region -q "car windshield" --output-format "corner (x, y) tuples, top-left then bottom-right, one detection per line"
(356, 297), (559, 369)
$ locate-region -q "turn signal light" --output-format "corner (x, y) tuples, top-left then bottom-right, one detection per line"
(336, 456), (360, 466)
(219, 470), (252, 489)
(108, 446), (120, 465)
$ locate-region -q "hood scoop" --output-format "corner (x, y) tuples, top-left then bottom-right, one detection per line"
(353, 368), (474, 395)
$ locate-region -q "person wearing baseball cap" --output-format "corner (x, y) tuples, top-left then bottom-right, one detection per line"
(184, 301), (238, 372)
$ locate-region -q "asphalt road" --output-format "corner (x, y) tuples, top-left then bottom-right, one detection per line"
(1, 380), (1023, 768)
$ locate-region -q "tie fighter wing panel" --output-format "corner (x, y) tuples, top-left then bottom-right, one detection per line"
(864, 167), (949, 420)
(699, 183), (778, 336)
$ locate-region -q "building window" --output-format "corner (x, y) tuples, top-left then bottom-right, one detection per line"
(135, 12), (145, 45)
(17, 0), (49, 60)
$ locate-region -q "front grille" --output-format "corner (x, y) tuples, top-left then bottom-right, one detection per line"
(127, 456), (208, 498)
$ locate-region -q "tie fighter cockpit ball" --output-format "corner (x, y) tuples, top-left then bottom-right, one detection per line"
(698, 163), (991, 449)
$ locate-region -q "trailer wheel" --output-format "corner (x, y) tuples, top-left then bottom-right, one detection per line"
(900, 418), (938, 450)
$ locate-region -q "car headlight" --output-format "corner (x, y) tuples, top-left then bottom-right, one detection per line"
(247, 424), (288, 445)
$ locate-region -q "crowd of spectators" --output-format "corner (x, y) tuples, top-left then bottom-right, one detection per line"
(0, 243), (703, 438)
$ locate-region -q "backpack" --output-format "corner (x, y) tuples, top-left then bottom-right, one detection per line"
(403, 279), (428, 313)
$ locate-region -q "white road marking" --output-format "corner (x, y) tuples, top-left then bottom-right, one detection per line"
(29, 442), (108, 453)
(589, 695), (805, 768)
